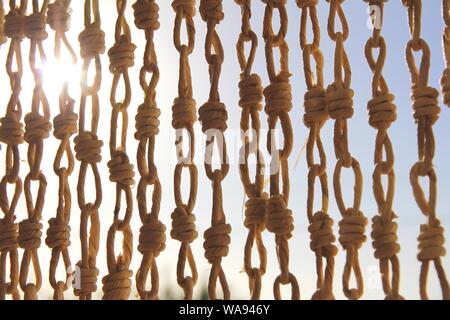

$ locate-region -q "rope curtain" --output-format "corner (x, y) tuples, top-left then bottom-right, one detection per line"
(0, 0), (448, 300)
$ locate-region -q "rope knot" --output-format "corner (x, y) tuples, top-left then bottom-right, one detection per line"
(24, 112), (51, 143)
(18, 219), (42, 250)
(138, 219), (166, 256)
(107, 150), (135, 187)
(266, 195), (294, 238)
(4, 10), (24, 39)
(308, 211), (338, 257)
(0, 113), (24, 145)
(172, 0), (196, 17)
(338, 210), (368, 250)
(264, 80), (293, 116)
(440, 67), (450, 107)
(0, 219), (19, 252)
(73, 264), (99, 297)
(102, 269), (133, 300)
(203, 223), (231, 263)
(135, 104), (161, 140)
(367, 92), (397, 129)
(78, 25), (105, 59)
(244, 195), (268, 231)
(172, 97), (197, 129)
(417, 223), (446, 261)
(371, 215), (400, 260)
(411, 86), (440, 125)
(47, 0), (71, 33)
(74, 132), (103, 164)
(108, 35), (136, 74)
(198, 101), (228, 133)
(170, 206), (198, 243)
(239, 74), (263, 112)
(303, 87), (328, 128)
(45, 218), (71, 250)
(53, 110), (78, 140)
(24, 13), (47, 41)
(133, 0), (160, 31)
(326, 83), (354, 120)
(199, 0), (224, 23)
(296, 0), (319, 8)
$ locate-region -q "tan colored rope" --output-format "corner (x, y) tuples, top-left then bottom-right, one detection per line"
(0, 0), (5, 45)
(326, 0), (367, 300)
(441, 0), (450, 106)
(20, 0), (51, 300)
(297, 0), (337, 300)
(235, 0), (267, 300)
(0, 0), (27, 301)
(45, 0), (77, 300)
(102, 0), (136, 301)
(261, 0), (299, 300)
(402, 0), (449, 300)
(133, 0), (166, 300)
(74, 0), (104, 300)
(199, 0), (231, 300)
(171, 0), (199, 300)
(363, 0), (403, 300)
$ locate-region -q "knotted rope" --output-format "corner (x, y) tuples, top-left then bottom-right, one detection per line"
(326, 0), (367, 300)
(402, 0), (449, 300)
(20, 0), (51, 300)
(171, 0), (199, 300)
(261, 0), (299, 300)
(102, 0), (136, 301)
(45, 0), (78, 300)
(199, 0), (231, 300)
(0, 0), (27, 300)
(74, 0), (104, 300)
(133, 0), (166, 300)
(298, 0), (337, 301)
(363, 0), (403, 300)
(235, 0), (268, 300)
(441, 0), (450, 106)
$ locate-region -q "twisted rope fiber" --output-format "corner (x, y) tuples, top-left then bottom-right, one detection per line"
(402, 0), (449, 300)
(199, 0), (232, 300)
(326, 0), (367, 300)
(102, 0), (136, 300)
(133, 0), (166, 300)
(0, 0), (28, 300)
(45, 0), (78, 300)
(19, 0), (52, 300)
(261, 0), (299, 300)
(298, 0), (338, 300)
(74, 0), (104, 300)
(235, 0), (268, 300)
(171, 0), (199, 300)
(441, 0), (450, 106)
(363, 0), (403, 300)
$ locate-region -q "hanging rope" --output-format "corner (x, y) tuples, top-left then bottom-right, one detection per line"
(261, 0), (300, 300)
(20, 0), (51, 300)
(171, 0), (199, 300)
(297, 0), (337, 300)
(74, 0), (104, 300)
(326, 0), (367, 300)
(45, 0), (78, 300)
(235, 0), (267, 300)
(402, 0), (449, 300)
(102, 0), (136, 300)
(199, 0), (231, 300)
(0, 0), (27, 301)
(441, 0), (450, 106)
(363, 0), (403, 300)
(133, 0), (166, 300)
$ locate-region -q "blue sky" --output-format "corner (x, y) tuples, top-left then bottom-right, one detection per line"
(0, 0), (448, 299)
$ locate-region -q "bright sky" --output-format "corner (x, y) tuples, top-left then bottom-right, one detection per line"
(0, 1), (448, 300)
